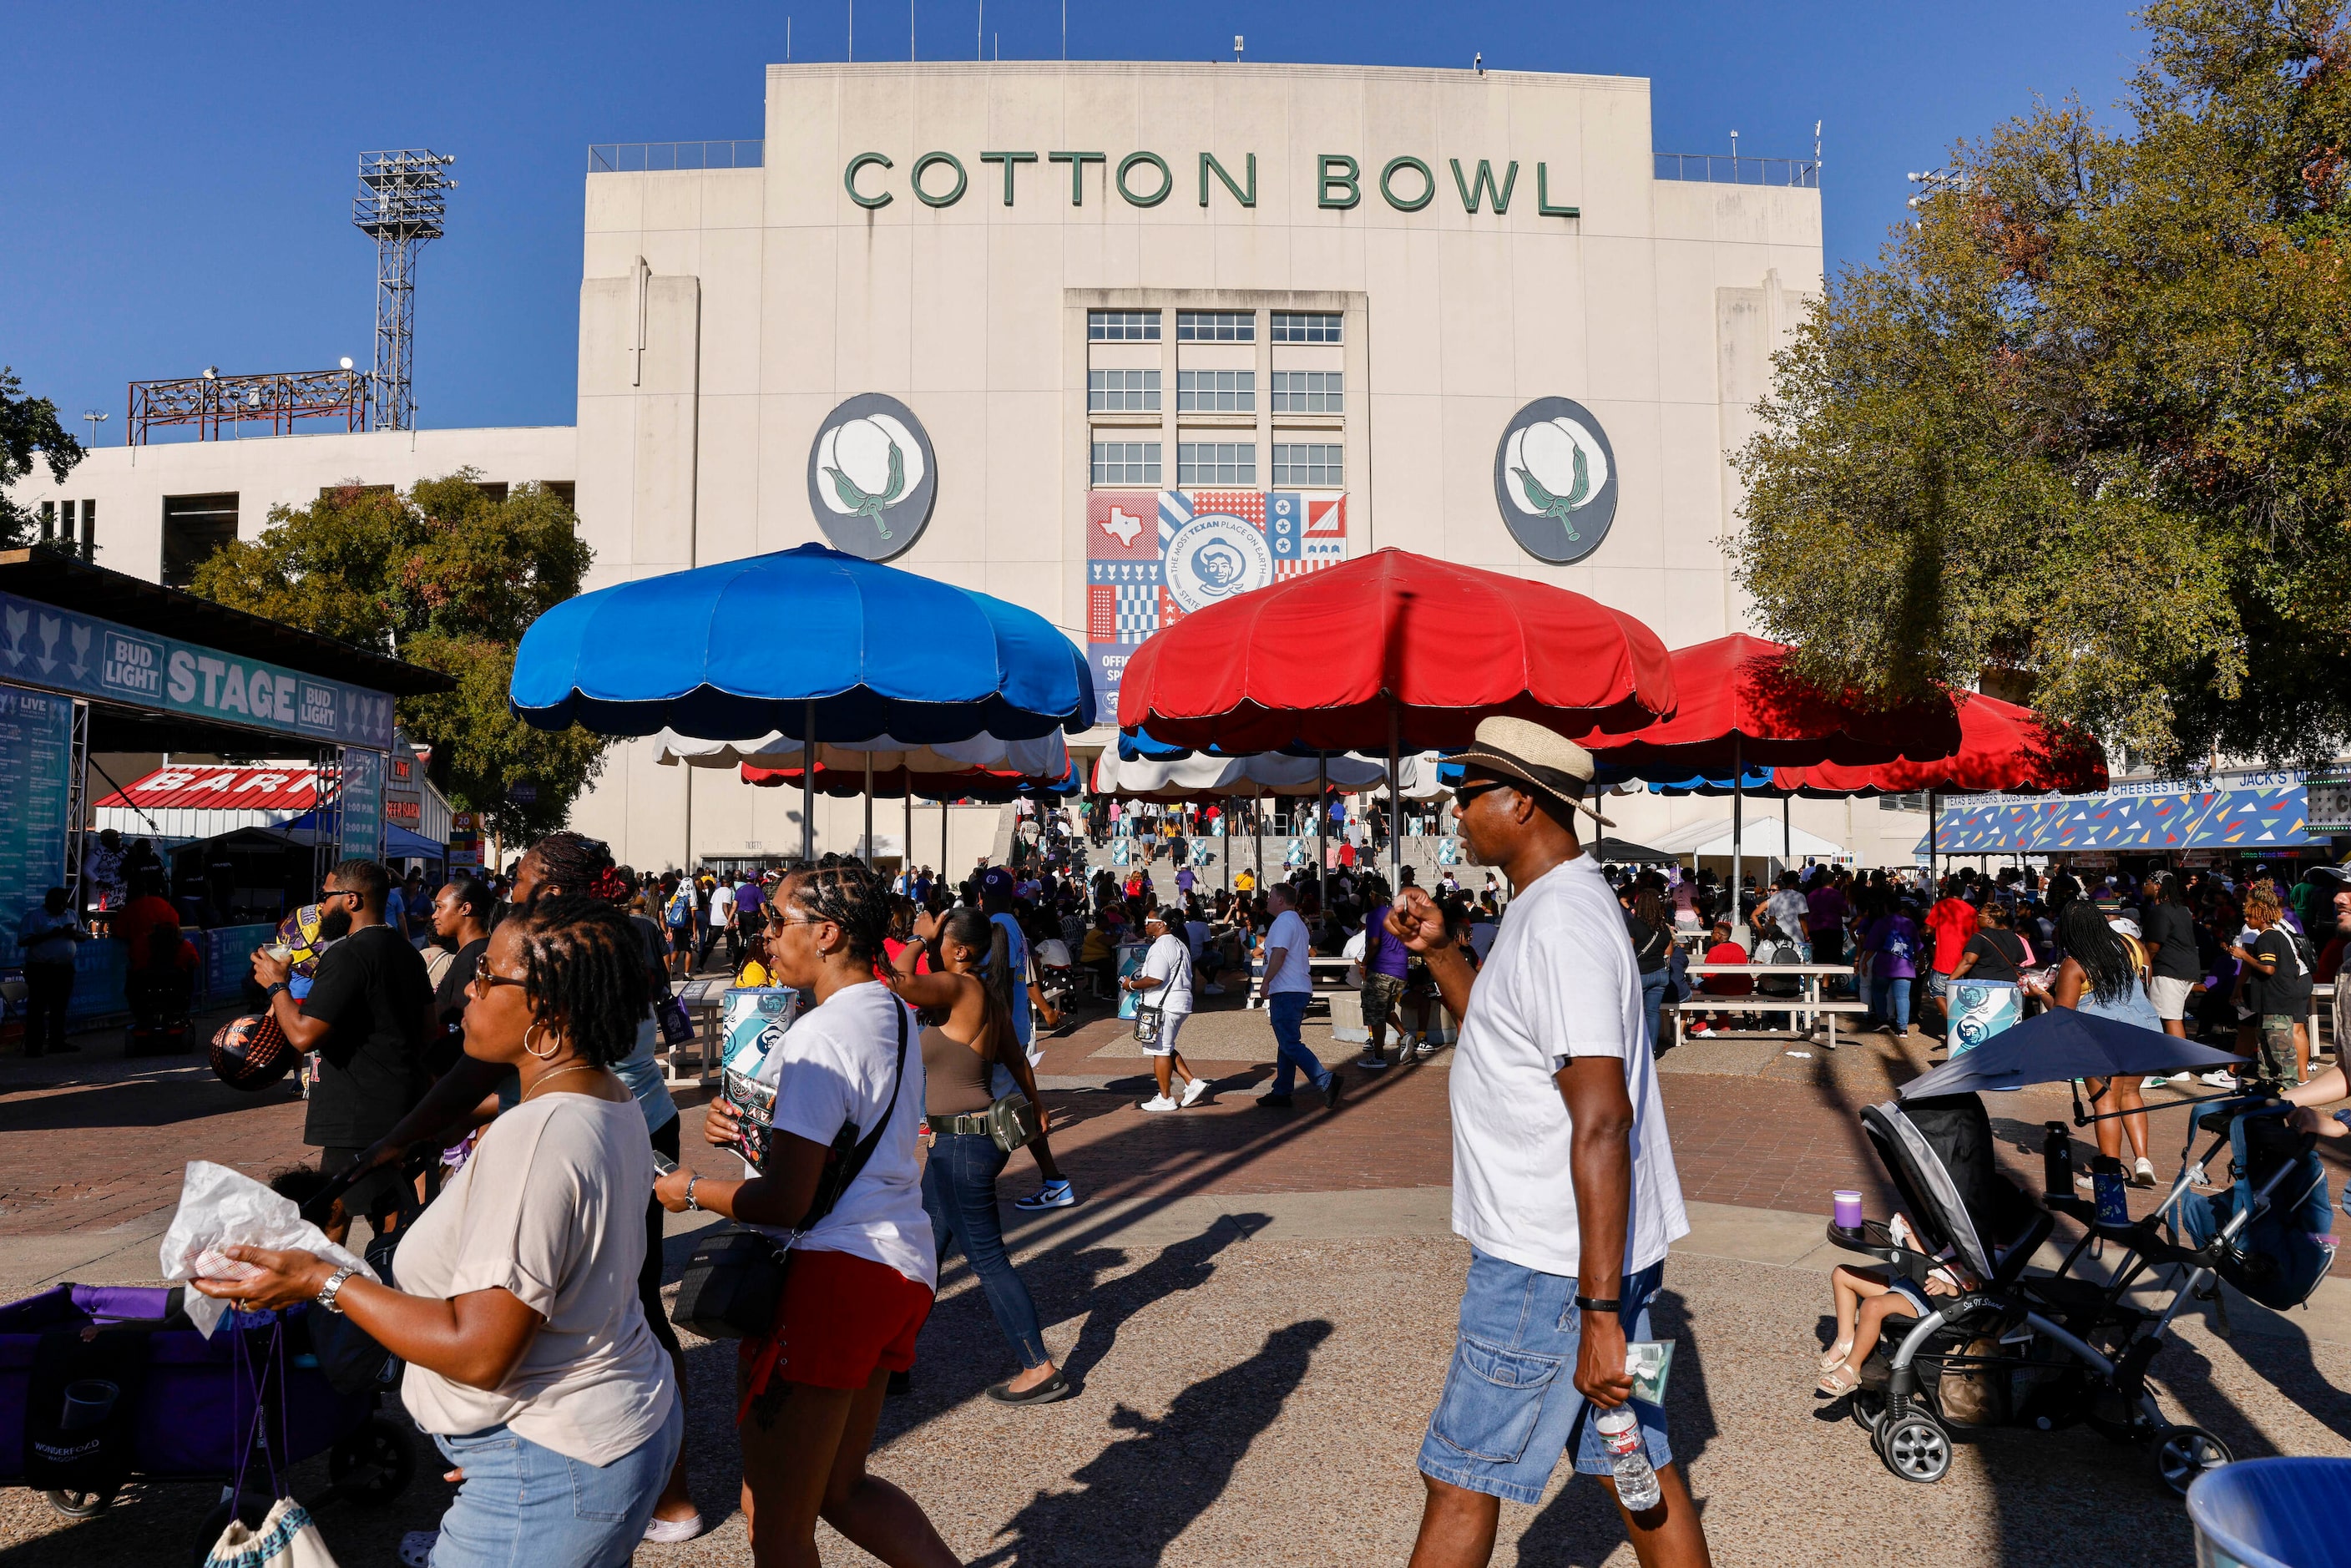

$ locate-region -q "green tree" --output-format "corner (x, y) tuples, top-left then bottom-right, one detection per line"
(0, 367), (84, 548)
(190, 472), (604, 842)
(1733, 0), (2351, 770)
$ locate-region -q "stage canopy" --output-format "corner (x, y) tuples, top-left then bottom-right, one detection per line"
(1918, 777), (2323, 856)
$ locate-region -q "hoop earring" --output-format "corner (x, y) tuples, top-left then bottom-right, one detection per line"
(523, 1021), (559, 1060)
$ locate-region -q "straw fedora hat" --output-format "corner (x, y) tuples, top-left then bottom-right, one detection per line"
(1448, 716), (1614, 829)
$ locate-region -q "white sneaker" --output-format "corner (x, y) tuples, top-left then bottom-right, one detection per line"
(1180, 1075), (1211, 1107)
(2132, 1157), (2158, 1188)
(2141, 1076), (2170, 1091)
(1416, 1038), (1440, 1056)
(2167, 1072), (2195, 1085)
(644, 1514), (706, 1545)
(1137, 1094), (1181, 1112)
(2201, 1070), (2240, 1089)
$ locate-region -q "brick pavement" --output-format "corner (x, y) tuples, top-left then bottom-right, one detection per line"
(8, 989), (2347, 1267)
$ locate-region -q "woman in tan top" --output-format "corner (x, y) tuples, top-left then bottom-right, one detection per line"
(887, 906), (1069, 1405)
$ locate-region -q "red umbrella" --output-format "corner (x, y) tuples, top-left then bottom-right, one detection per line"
(1774, 693), (2106, 797)
(1580, 635), (1962, 771)
(1115, 548), (1676, 752)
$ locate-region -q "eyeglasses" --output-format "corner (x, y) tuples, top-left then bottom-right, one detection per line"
(469, 968), (528, 994)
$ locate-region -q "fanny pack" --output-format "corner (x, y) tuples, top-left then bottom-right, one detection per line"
(1133, 946), (1189, 1047)
(673, 1003), (908, 1341)
(937, 1092), (1043, 1154)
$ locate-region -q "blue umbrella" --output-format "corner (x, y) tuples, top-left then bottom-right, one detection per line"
(512, 544), (1095, 743)
(1898, 1008), (2245, 1100)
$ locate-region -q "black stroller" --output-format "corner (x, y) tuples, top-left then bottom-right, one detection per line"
(1825, 1090), (2327, 1494)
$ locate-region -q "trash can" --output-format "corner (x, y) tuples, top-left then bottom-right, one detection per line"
(2187, 1457), (2351, 1568)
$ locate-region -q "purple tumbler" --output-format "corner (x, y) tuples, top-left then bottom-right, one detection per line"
(1833, 1190), (1864, 1230)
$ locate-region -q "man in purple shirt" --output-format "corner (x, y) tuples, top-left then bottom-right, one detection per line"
(732, 875), (766, 953)
(1357, 900), (1414, 1070)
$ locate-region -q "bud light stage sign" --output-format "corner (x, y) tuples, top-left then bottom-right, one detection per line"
(0, 589), (395, 750)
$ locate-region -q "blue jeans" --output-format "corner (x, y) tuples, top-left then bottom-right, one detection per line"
(1870, 975), (1913, 1032)
(1639, 969), (1670, 1055)
(921, 1130), (1050, 1368)
(1265, 991), (1329, 1095)
(1418, 1251), (1672, 1505)
(429, 1394), (681, 1568)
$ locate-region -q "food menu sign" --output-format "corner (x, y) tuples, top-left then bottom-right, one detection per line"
(0, 684), (74, 969)
(0, 589), (394, 750)
(337, 748), (386, 861)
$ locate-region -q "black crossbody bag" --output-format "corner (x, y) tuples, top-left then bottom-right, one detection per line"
(673, 1002), (908, 1340)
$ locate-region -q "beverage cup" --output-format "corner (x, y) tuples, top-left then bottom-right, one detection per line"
(60, 1379), (118, 1433)
(1832, 1190), (1863, 1230)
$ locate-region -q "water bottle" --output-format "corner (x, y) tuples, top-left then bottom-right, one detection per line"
(1594, 1406), (1661, 1511)
(2042, 1121), (2073, 1197)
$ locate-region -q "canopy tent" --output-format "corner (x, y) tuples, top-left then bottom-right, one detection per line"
(1090, 750), (1452, 802)
(655, 727), (1069, 777)
(1915, 779), (2323, 857)
(1589, 837), (1679, 865)
(1641, 817), (1848, 863)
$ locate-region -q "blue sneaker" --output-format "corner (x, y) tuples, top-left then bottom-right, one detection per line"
(1014, 1180), (1078, 1211)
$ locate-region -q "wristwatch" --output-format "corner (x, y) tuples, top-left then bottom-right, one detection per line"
(265, 981), (290, 999)
(316, 1266), (359, 1315)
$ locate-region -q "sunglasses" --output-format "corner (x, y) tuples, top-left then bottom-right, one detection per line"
(469, 967), (528, 994)
(1452, 779), (1514, 809)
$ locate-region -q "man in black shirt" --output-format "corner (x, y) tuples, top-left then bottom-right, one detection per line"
(251, 857), (432, 1237)
(2231, 885), (2313, 1088)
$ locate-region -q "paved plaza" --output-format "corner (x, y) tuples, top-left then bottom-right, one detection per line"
(4, 994), (2348, 1565)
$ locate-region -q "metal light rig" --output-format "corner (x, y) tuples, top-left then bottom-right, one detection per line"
(352, 149), (457, 432)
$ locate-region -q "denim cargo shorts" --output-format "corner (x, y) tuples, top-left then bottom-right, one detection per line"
(1417, 1250), (1671, 1505)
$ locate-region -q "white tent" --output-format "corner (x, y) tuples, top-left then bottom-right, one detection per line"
(1642, 817), (1848, 862)
(1091, 751), (1450, 801)
(655, 728), (1069, 778)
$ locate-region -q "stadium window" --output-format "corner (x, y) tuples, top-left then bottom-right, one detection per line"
(1271, 443), (1344, 487)
(1176, 310), (1255, 342)
(160, 493), (240, 589)
(1270, 311), (1342, 343)
(1176, 369), (1255, 412)
(1088, 309), (1161, 341)
(1177, 442), (1256, 485)
(1270, 371), (1343, 413)
(1088, 368), (1162, 412)
(1091, 441), (1163, 485)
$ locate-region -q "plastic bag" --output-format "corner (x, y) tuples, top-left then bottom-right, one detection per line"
(159, 1161), (377, 1338)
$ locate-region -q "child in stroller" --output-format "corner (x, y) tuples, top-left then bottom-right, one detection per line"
(1817, 1214), (1982, 1398)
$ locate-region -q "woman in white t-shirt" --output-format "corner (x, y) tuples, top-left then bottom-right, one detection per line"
(1125, 906), (1210, 1112)
(655, 862), (958, 1568)
(195, 897), (681, 1568)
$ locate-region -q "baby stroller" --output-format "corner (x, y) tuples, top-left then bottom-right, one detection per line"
(0, 1282), (411, 1561)
(1826, 1091), (2328, 1495)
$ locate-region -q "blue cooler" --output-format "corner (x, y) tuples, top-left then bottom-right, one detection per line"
(2188, 1457), (2351, 1568)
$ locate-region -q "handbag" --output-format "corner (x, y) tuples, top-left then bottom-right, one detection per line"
(655, 989), (696, 1049)
(205, 1496), (340, 1568)
(672, 1004), (908, 1340)
(1132, 942), (1187, 1047)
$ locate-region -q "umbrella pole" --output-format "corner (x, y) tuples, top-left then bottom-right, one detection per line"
(902, 786), (911, 886)
(1784, 788), (1792, 868)
(863, 753), (874, 867)
(1317, 751), (1327, 900)
(1928, 789), (1939, 884)
(1255, 797), (1263, 888)
(1388, 700), (1402, 890)
(1224, 795), (1232, 898)
(942, 797), (948, 876)
(1731, 735), (1743, 914)
(802, 699), (817, 863)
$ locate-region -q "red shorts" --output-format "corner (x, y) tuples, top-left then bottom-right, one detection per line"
(740, 1247), (933, 1404)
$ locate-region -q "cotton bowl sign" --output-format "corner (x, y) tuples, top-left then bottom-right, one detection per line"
(806, 393), (938, 561)
(1492, 397), (1619, 565)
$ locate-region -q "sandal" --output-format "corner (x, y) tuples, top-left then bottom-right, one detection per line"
(1818, 1339), (1853, 1373)
(1817, 1363), (1862, 1398)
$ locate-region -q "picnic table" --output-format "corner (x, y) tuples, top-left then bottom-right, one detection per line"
(1666, 964), (1865, 1050)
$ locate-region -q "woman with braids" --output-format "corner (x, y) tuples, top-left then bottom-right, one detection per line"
(2050, 896), (2160, 1187)
(346, 831), (705, 1545)
(655, 862), (957, 1568)
(890, 905), (1070, 1405)
(195, 897), (682, 1568)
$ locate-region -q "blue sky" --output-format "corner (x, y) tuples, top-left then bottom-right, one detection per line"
(2, 3), (2145, 439)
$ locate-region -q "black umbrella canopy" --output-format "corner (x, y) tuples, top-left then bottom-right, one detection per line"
(1899, 1008), (2244, 1100)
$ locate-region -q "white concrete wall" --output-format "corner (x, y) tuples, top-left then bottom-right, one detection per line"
(4, 427), (578, 584)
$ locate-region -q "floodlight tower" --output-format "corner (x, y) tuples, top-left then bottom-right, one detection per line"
(352, 149), (457, 432)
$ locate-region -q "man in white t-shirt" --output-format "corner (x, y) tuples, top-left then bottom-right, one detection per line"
(1255, 883), (1341, 1108)
(1388, 717), (1705, 1568)
(706, 876), (736, 968)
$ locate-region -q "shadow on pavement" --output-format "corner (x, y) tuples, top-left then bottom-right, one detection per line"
(966, 1318), (1332, 1568)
